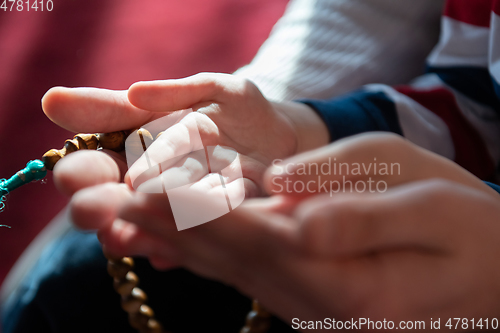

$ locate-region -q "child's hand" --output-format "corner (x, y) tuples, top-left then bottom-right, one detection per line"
(43, 73), (328, 198)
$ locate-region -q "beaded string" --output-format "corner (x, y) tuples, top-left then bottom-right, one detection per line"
(1, 129), (273, 333)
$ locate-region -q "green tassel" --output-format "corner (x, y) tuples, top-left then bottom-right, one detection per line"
(0, 159), (47, 213)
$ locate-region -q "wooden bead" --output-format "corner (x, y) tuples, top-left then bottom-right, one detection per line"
(139, 318), (163, 333)
(137, 128), (154, 147)
(114, 271), (139, 296)
(126, 128), (154, 157)
(244, 311), (271, 333)
(98, 131), (128, 152)
(42, 148), (66, 171)
(74, 136), (87, 150)
(74, 133), (98, 150)
(107, 257), (134, 279)
(122, 287), (148, 313)
(252, 300), (271, 318)
(64, 139), (80, 154)
(128, 316), (142, 330)
(129, 304), (155, 329)
(42, 133), (99, 171)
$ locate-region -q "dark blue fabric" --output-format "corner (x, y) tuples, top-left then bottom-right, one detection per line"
(485, 181), (500, 195)
(426, 65), (500, 113)
(299, 90), (403, 142)
(492, 78), (500, 107)
(1, 228), (296, 333)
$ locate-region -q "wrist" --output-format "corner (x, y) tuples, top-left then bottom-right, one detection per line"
(272, 101), (330, 155)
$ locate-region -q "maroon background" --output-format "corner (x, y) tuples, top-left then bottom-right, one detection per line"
(0, 0), (288, 286)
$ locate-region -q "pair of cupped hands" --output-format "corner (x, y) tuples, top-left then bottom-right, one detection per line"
(44, 73), (500, 328)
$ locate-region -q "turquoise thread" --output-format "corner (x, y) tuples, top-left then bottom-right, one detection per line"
(0, 193), (6, 214)
(0, 160), (47, 215)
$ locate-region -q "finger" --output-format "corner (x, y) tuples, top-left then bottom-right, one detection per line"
(134, 150), (210, 194)
(119, 188), (298, 255)
(179, 205), (300, 286)
(126, 113), (206, 189)
(70, 183), (132, 230)
(234, 154), (267, 193)
(148, 256), (179, 271)
(264, 133), (412, 197)
(295, 179), (483, 257)
(242, 195), (305, 216)
(240, 177), (261, 198)
(118, 193), (299, 286)
(128, 73), (245, 112)
(126, 114), (264, 196)
(207, 146), (267, 194)
(42, 87), (169, 132)
(264, 132), (497, 198)
(116, 192), (225, 276)
(118, 192), (176, 235)
(98, 218), (181, 265)
(54, 149), (127, 196)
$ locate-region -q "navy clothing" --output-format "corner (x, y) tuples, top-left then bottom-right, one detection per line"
(299, 90), (403, 142)
(486, 181), (500, 195)
(300, 82), (500, 182)
(1, 229), (295, 333)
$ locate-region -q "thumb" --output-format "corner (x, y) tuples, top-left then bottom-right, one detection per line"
(264, 132), (497, 198)
(264, 133), (414, 197)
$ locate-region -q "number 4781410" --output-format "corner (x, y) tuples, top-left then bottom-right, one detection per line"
(0, 0), (53, 11)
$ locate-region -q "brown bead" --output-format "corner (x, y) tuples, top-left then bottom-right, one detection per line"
(122, 287), (148, 313)
(129, 304), (155, 329)
(107, 257), (134, 279)
(128, 315), (142, 330)
(244, 311), (271, 333)
(64, 139), (80, 154)
(74, 136), (88, 150)
(252, 300), (271, 317)
(114, 271), (139, 295)
(74, 133), (99, 150)
(98, 131), (127, 152)
(126, 128), (154, 158)
(137, 128), (154, 147)
(42, 148), (66, 171)
(139, 318), (163, 333)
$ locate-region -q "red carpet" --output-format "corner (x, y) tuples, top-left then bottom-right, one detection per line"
(0, 0), (288, 286)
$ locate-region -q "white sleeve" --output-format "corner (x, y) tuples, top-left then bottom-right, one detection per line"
(234, 0), (445, 101)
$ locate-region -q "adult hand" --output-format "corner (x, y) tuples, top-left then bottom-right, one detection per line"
(88, 133), (500, 330)
(265, 132), (497, 198)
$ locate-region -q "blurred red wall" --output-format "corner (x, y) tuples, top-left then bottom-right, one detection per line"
(0, 0), (288, 286)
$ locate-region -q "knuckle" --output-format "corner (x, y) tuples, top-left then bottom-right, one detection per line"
(373, 133), (411, 155)
(299, 196), (371, 254)
(239, 78), (261, 97)
(419, 178), (460, 198)
(332, 198), (376, 247)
